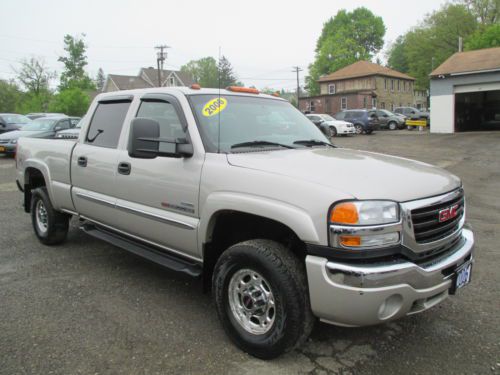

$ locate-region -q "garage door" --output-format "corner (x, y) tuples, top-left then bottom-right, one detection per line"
(455, 89), (500, 131)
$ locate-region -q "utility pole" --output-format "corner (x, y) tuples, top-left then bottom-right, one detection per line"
(155, 45), (170, 87)
(292, 66), (302, 108)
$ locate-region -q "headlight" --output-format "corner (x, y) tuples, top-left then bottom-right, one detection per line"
(329, 201), (401, 249)
(10, 139), (17, 144)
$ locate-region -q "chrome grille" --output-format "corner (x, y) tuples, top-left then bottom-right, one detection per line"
(411, 190), (465, 244)
(0, 139), (10, 144)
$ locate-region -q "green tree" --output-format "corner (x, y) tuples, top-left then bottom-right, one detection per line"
(16, 57), (55, 95)
(0, 79), (22, 112)
(387, 35), (410, 73)
(465, 23), (500, 49)
(218, 56), (240, 87)
(387, 3), (477, 89)
(95, 68), (105, 91)
(49, 87), (90, 116)
(306, 7), (386, 95)
(460, 0), (500, 24)
(58, 34), (95, 90)
(180, 57), (219, 88)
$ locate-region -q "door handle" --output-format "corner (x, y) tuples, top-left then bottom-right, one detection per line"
(118, 162), (131, 175)
(77, 156), (87, 167)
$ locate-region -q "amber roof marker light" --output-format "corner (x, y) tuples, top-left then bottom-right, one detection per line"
(226, 86), (260, 94)
(190, 84), (201, 90)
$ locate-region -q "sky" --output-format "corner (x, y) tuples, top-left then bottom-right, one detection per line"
(1, 0), (449, 91)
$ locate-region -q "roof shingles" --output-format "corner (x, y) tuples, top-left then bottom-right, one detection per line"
(318, 61), (415, 82)
(430, 47), (500, 77)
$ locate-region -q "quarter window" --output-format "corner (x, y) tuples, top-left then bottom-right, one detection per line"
(85, 101), (131, 148)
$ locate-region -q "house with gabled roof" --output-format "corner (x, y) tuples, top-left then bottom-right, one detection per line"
(299, 61), (425, 115)
(102, 67), (196, 93)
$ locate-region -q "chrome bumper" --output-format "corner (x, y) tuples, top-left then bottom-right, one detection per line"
(306, 228), (474, 327)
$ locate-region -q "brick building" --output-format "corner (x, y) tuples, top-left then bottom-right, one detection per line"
(299, 61), (425, 115)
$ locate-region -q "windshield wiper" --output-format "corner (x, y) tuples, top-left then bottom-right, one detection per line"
(231, 140), (295, 150)
(293, 139), (335, 148)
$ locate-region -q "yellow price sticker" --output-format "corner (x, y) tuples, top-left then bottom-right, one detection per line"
(203, 97), (227, 117)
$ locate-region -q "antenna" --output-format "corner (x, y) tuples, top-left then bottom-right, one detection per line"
(218, 46), (221, 154)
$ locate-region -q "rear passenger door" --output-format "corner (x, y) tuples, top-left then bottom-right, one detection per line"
(71, 97), (132, 225)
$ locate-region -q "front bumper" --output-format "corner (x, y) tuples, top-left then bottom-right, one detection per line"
(338, 127), (356, 134)
(306, 228), (474, 327)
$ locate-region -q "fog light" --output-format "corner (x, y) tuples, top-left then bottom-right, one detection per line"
(378, 294), (403, 320)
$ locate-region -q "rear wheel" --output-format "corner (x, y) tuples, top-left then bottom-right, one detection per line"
(354, 124), (364, 134)
(31, 187), (70, 245)
(388, 121), (397, 130)
(213, 239), (314, 359)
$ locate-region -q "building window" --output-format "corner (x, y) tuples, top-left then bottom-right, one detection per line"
(397, 80), (400, 91)
(372, 98), (377, 108)
(384, 79), (388, 90)
(404, 81), (407, 91)
(169, 77), (175, 86)
(309, 101), (316, 112)
(391, 103), (395, 111)
(328, 84), (336, 94)
(381, 102), (385, 109)
(341, 97), (347, 110)
(391, 80), (394, 91)
(363, 97), (367, 108)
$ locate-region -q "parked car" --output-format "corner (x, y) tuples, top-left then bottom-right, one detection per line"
(26, 112), (66, 120)
(0, 116), (72, 155)
(394, 107), (429, 120)
(15, 87), (474, 359)
(305, 113), (355, 137)
(376, 110), (406, 130)
(56, 118), (83, 139)
(0, 113), (32, 134)
(334, 109), (380, 134)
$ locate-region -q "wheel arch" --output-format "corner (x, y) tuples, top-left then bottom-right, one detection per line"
(23, 165), (49, 213)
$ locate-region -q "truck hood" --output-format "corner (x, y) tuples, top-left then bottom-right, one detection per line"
(227, 147), (461, 202)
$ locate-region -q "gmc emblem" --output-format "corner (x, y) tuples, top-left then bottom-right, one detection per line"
(439, 204), (459, 222)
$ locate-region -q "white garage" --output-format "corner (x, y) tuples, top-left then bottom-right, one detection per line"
(430, 47), (500, 133)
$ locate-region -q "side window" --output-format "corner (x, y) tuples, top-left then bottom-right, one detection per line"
(58, 119), (71, 130)
(136, 100), (186, 154)
(86, 101), (131, 148)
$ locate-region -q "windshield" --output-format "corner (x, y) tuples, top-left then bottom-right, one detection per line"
(320, 114), (335, 121)
(188, 95), (329, 153)
(2, 114), (31, 124)
(22, 118), (57, 131)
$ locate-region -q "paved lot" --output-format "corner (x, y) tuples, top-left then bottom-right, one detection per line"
(1, 131), (499, 375)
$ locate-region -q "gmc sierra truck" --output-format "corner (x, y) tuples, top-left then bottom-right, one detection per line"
(15, 86), (474, 359)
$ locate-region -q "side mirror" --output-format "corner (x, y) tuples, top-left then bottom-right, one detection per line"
(411, 111), (416, 114)
(128, 117), (193, 159)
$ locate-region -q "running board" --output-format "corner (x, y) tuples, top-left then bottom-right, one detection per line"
(81, 223), (202, 277)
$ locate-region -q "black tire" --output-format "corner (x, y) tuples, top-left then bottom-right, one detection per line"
(388, 121), (397, 130)
(212, 239), (314, 359)
(366, 129), (374, 135)
(329, 126), (337, 137)
(31, 187), (70, 245)
(354, 124), (364, 134)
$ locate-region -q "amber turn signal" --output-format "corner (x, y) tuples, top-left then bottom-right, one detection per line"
(226, 86), (260, 94)
(330, 202), (359, 224)
(339, 236), (361, 247)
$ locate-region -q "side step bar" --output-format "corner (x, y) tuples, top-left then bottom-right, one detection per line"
(81, 223), (202, 277)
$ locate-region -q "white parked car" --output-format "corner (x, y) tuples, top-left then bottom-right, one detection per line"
(306, 113), (355, 137)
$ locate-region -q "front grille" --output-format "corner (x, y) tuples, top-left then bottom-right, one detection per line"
(0, 139), (10, 144)
(411, 190), (464, 243)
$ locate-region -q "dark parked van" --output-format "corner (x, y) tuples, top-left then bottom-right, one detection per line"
(334, 110), (380, 134)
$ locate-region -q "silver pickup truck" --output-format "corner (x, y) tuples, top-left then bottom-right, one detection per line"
(15, 87), (474, 359)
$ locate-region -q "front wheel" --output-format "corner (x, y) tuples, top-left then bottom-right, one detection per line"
(212, 240), (314, 359)
(31, 187), (70, 245)
(329, 126), (337, 137)
(354, 124), (364, 134)
(388, 121), (397, 130)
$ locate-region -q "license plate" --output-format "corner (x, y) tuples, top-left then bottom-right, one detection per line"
(0, 146), (5, 152)
(450, 260), (472, 294)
